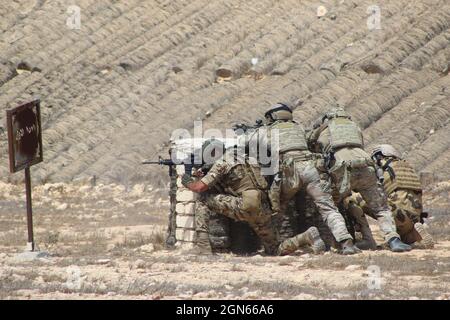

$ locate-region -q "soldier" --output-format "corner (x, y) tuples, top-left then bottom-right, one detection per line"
(308, 107), (412, 252)
(248, 103), (361, 255)
(371, 144), (433, 248)
(181, 140), (326, 256)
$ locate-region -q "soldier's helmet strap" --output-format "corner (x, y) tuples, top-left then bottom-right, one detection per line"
(381, 158), (396, 181)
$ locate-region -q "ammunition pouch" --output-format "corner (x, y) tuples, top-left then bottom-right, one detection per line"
(241, 189), (262, 214)
(242, 161), (268, 190)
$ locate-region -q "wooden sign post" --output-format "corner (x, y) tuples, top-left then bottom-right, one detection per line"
(6, 100), (43, 252)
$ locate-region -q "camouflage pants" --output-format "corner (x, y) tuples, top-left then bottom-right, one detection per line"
(331, 164), (399, 242)
(388, 190), (423, 244)
(272, 158), (352, 243)
(196, 193), (279, 255)
(344, 190), (423, 244)
(343, 193), (371, 227)
(196, 193), (317, 255)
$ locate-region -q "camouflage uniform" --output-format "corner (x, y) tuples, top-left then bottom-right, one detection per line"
(250, 119), (354, 244)
(379, 158), (424, 240)
(308, 110), (399, 243)
(349, 154), (433, 247)
(388, 190), (423, 244)
(344, 189), (428, 245)
(195, 148), (324, 255)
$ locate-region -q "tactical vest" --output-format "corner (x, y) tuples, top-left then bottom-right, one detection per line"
(240, 162), (268, 192)
(223, 157), (268, 195)
(225, 160), (269, 215)
(383, 160), (422, 195)
(269, 121), (309, 153)
(324, 117), (364, 152)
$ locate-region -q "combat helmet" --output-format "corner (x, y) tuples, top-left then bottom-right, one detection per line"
(371, 144), (402, 159)
(201, 138), (225, 169)
(264, 103), (293, 123)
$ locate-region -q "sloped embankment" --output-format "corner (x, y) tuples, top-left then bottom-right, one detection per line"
(0, 0), (448, 185)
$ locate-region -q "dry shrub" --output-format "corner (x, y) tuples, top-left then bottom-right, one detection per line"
(114, 229), (165, 251)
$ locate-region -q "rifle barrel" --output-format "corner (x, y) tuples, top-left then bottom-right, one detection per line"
(142, 159), (176, 165)
(141, 160), (161, 164)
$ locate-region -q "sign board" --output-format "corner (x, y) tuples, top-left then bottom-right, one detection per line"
(6, 100), (43, 173)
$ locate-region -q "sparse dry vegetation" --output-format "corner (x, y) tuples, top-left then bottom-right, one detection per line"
(0, 180), (448, 300)
(0, 0), (449, 300)
(114, 230), (165, 251)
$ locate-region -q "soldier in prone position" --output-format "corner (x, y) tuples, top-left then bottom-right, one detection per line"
(182, 140), (326, 256)
(308, 107), (412, 252)
(248, 103), (360, 255)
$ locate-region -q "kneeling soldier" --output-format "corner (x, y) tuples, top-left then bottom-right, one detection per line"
(182, 140), (325, 256)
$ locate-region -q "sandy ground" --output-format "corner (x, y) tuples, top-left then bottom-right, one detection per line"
(1, 0), (449, 301)
(0, 181), (449, 300)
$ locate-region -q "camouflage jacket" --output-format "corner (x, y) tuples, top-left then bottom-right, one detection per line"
(201, 148), (267, 195)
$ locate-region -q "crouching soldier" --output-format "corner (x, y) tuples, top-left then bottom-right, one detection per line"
(250, 103), (361, 255)
(182, 140), (326, 256)
(308, 107), (412, 252)
(370, 144), (434, 248)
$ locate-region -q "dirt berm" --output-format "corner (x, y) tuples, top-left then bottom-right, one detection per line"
(0, 0), (449, 186)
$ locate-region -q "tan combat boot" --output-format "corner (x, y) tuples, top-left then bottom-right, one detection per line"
(194, 231), (213, 255)
(277, 226), (326, 255)
(347, 203), (377, 250)
(340, 238), (362, 255)
(356, 224), (378, 250)
(305, 227), (326, 254)
(414, 223), (434, 249)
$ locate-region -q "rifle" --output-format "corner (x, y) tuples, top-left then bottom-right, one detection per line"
(142, 152), (208, 247)
(142, 153), (198, 248)
(324, 151), (335, 170)
(232, 119), (264, 134)
(142, 154), (197, 177)
(141, 155), (177, 247)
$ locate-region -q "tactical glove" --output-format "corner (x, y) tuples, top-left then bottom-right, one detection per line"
(181, 174), (194, 188)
